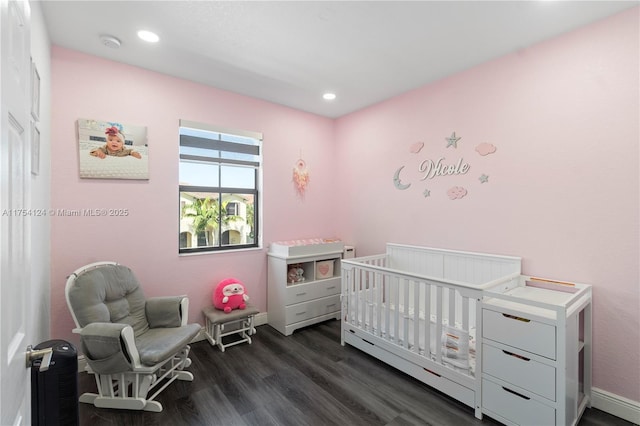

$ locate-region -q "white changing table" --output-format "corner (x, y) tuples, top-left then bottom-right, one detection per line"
(481, 276), (592, 426)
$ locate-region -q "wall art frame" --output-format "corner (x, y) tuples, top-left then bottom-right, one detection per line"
(30, 58), (40, 121)
(77, 118), (149, 180)
(31, 121), (40, 176)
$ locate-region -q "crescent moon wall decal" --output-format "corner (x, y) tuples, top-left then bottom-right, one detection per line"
(393, 166), (411, 190)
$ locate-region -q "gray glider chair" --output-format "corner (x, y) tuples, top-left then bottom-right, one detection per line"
(65, 261), (201, 412)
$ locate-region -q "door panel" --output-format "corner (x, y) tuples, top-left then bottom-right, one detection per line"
(1, 0), (31, 424)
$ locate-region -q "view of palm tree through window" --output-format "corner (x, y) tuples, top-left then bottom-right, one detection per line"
(179, 120), (261, 253)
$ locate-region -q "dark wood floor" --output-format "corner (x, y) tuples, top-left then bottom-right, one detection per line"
(79, 320), (634, 426)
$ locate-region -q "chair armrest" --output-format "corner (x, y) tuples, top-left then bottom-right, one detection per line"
(80, 322), (141, 373)
(146, 296), (189, 328)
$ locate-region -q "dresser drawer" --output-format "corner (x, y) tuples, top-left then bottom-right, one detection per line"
(483, 309), (556, 359)
(483, 343), (556, 401)
(285, 295), (341, 324)
(483, 378), (555, 426)
(285, 279), (340, 305)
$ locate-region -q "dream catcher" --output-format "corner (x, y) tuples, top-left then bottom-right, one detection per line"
(293, 157), (309, 196)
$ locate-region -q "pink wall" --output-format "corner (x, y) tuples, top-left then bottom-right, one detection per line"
(50, 47), (337, 347)
(335, 8), (639, 401)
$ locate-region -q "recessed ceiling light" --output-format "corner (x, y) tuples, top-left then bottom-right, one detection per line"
(137, 30), (159, 43)
(323, 93), (336, 101)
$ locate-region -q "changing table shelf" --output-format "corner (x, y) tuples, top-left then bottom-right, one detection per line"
(481, 276), (592, 426)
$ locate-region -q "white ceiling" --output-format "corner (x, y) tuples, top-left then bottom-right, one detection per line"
(40, 1), (638, 118)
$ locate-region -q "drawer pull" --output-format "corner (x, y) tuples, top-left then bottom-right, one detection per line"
(502, 386), (531, 400)
(295, 292), (307, 297)
(326, 286), (336, 290)
(502, 313), (531, 323)
(326, 303), (337, 308)
(295, 311), (307, 316)
(503, 350), (530, 361)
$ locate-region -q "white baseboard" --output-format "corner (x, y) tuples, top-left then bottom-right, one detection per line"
(592, 387), (640, 424)
(254, 311), (268, 326)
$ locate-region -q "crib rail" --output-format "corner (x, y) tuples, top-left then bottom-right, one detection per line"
(342, 256), (483, 375)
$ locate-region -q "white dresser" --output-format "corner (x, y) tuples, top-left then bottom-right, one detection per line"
(481, 277), (592, 426)
(267, 241), (344, 336)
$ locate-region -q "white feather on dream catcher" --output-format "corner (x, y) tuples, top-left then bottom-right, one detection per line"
(293, 157), (309, 196)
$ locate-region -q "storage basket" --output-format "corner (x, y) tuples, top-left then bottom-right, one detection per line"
(316, 260), (334, 279)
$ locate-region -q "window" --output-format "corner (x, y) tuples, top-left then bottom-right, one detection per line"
(179, 120), (261, 253)
(226, 202), (239, 216)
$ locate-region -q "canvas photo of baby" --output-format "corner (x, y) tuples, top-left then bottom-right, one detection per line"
(77, 118), (149, 179)
(90, 126), (142, 159)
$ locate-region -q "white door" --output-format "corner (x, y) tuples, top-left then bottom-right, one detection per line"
(0, 0), (32, 424)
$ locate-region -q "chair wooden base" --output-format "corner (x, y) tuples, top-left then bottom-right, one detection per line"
(79, 347), (193, 412)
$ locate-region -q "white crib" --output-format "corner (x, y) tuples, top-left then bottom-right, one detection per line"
(341, 244), (522, 419)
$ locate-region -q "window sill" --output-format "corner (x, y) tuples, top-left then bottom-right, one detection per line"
(178, 246), (264, 257)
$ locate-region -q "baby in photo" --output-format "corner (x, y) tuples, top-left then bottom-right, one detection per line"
(90, 126), (141, 159)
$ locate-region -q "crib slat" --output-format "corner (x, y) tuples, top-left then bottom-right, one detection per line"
(354, 268), (360, 327)
(402, 279), (409, 349)
(358, 270), (363, 329)
(424, 282), (431, 358)
(462, 297), (469, 331)
(413, 280), (420, 354)
(361, 270), (366, 331)
(393, 276), (400, 345)
(385, 275), (391, 342)
(448, 287), (455, 326)
(368, 270), (374, 334)
(462, 297), (471, 371)
(375, 272), (382, 337)
(344, 270), (350, 325)
(435, 285), (443, 362)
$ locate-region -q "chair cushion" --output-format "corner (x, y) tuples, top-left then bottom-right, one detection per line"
(68, 264), (150, 337)
(135, 323), (201, 365)
(202, 304), (260, 324)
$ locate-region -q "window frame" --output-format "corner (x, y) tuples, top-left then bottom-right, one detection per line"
(178, 120), (262, 254)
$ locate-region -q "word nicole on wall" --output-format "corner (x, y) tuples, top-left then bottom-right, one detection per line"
(392, 132), (497, 200)
(419, 157), (470, 180)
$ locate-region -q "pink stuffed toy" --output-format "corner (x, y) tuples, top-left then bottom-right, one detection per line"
(213, 278), (249, 313)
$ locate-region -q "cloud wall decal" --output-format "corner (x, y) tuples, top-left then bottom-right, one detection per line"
(447, 186), (468, 200)
(475, 142), (497, 156)
(410, 142), (424, 154)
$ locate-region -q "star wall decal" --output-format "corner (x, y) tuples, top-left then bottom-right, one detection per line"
(423, 189), (431, 197)
(479, 174), (489, 183)
(445, 132), (461, 148)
